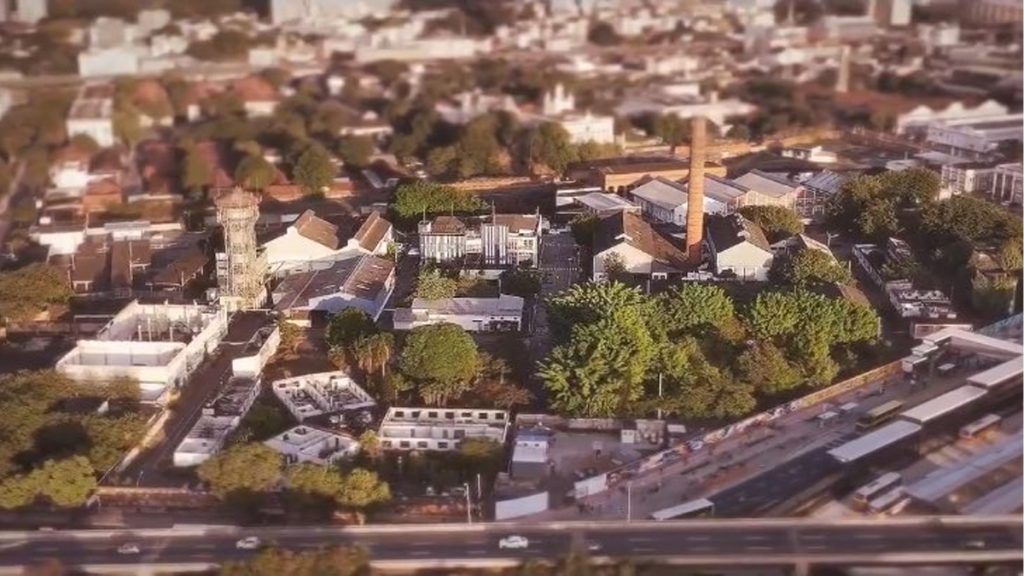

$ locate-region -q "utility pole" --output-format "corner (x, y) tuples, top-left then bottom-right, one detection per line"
(626, 481), (633, 523)
(464, 482), (473, 524)
(476, 473), (483, 501)
(657, 372), (664, 420)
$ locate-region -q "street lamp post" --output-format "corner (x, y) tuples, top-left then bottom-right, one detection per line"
(464, 482), (473, 524)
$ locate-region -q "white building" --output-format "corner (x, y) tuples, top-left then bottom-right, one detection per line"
(265, 425), (360, 466)
(271, 0), (396, 24)
(1, 0), (46, 23)
(991, 163), (1023, 204)
(393, 295), (524, 332)
(66, 85), (115, 148)
(926, 114), (1024, 157)
(263, 210), (344, 276)
(78, 46), (143, 78)
(555, 112), (616, 144)
(378, 407), (510, 452)
(573, 192), (637, 215)
(56, 301), (227, 404)
(418, 213), (542, 268)
(918, 23), (960, 48)
(271, 371), (376, 424)
(615, 91), (757, 128)
(629, 176), (730, 225)
(591, 210), (689, 281)
(895, 100), (1008, 136)
(939, 162), (997, 198)
(705, 213), (774, 281)
(173, 376), (260, 467)
(271, 253), (395, 324)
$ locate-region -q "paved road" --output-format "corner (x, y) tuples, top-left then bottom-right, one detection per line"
(3, 517), (1019, 571)
(117, 312), (272, 487)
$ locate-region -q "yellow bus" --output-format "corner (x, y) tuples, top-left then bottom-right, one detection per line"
(856, 400), (904, 431)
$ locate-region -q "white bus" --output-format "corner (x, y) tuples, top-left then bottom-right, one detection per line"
(868, 487), (905, 514)
(650, 498), (714, 521)
(960, 414), (1002, 440)
(853, 472), (902, 509)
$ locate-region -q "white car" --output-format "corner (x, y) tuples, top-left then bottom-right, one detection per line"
(117, 543), (140, 555)
(498, 535), (529, 550)
(587, 542), (602, 552)
(235, 536), (261, 550)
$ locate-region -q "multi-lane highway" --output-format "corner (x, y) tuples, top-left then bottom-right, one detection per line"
(2, 516), (1020, 573)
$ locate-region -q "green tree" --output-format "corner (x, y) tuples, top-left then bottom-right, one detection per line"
(655, 337), (756, 420)
(326, 309), (377, 349)
(426, 145), (458, 177)
(357, 430), (382, 462)
(335, 468), (390, 511)
(82, 413), (148, 472)
(546, 282), (651, 342)
(736, 341), (802, 395)
(655, 114), (689, 153)
(197, 443), (282, 501)
(737, 205), (804, 242)
(601, 253), (629, 282)
(527, 122), (577, 174)
(293, 146), (335, 196)
(352, 333), (394, 380)
(570, 213), (599, 248)
(68, 133), (100, 154)
(187, 30), (252, 62)
(399, 323), (479, 406)
(415, 268), (458, 300)
(277, 318), (302, 354)
(0, 457), (97, 509)
(538, 307), (657, 417)
(0, 264), (72, 324)
(575, 141), (622, 162)
(234, 155), (277, 190)
(499, 268), (541, 298)
(658, 283), (735, 336)
(390, 181), (485, 223)
(999, 237), (1023, 272)
(220, 546), (371, 576)
(472, 353), (533, 409)
(786, 250), (853, 287)
(587, 21), (622, 46)
(458, 438), (504, 476)
(284, 463), (347, 511)
(181, 147), (212, 196)
(920, 195), (1022, 247)
(336, 136), (374, 168)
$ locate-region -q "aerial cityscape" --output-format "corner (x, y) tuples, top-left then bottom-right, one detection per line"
(0, 0), (1020, 574)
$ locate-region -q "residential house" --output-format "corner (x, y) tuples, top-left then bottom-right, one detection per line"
(272, 254), (395, 324)
(418, 213), (542, 268)
(393, 294), (524, 332)
(704, 213), (774, 281)
(346, 211), (393, 256)
(231, 76), (282, 118)
(591, 210), (689, 281)
(66, 85), (115, 148)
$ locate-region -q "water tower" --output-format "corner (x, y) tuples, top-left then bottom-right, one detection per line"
(215, 187), (266, 311)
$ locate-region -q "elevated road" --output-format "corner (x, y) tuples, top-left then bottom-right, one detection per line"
(1, 516), (1019, 573)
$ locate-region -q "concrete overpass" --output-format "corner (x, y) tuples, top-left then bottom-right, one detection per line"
(0, 515), (1019, 574)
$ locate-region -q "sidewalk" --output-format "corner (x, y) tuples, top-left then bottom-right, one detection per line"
(530, 367), (973, 521)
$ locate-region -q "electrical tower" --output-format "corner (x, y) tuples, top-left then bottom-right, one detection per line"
(215, 187), (266, 311)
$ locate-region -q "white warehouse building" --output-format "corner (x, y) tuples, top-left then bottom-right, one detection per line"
(56, 301), (227, 404)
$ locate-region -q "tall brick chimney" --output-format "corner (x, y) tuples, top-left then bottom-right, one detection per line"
(685, 116), (707, 265)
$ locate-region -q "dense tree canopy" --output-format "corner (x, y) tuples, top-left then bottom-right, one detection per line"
(780, 249), (854, 287)
(414, 268), (458, 300)
(220, 546), (371, 576)
(234, 155), (277, 190)
(828, 168), (940, 240)
(390, 181), (485, 223)
(198, 443), (282, 501)
(0, 264), (72, 324)
(399, 323), (479, 406)
(336, 136), (375, 168)
(326, 309), (378, 350)
(0, 457), (97, 509)
(658, 283), (736, 336)
(919, 195), (1022, 248)
(293, 146), (335, 195)
(737, 205), (804, 242)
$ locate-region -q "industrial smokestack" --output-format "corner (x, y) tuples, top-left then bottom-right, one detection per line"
(685, 116), (707, 265)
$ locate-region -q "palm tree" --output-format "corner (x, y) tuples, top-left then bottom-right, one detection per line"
(353, 333), (394, 380)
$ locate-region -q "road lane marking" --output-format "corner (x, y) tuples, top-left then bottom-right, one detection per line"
(410, 550), (430, 557)
(686, 535), (712, 541)
(854, 533), (884, 540)
(743, 535), (770, 541)
(634, 546), (656, 553)
(628, 537), (655, 543)
(689, 545), (714, 551)
(467, 549), (486, 555)
(804, 544), (828, 551)
(747, 545), (774, 551)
